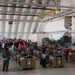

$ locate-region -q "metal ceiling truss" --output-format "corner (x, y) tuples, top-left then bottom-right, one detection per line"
(1, 31), (75, 34)
(0, 1), (75, 9)
(0, 11), (42, 15)
(0, 19), (42, 22)
(0, 30), (66, 34)
(25, 9), (38, 39)
(0, 5), (57, 10)
(14, 0), (31, 38)
(33, 0), (52, 33)
(0, 13), (38, 16)
(56, 0), (60, 11)
(35, 0), (54, 33)
(44, 9), (75, 22)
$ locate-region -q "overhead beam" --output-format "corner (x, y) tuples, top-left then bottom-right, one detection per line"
(0, 11), (41, 15)
(0, 11), (58, 16)
(0, 31), (66, 34)
(43, 10), (75, 22)
(0, 5), (54, 10)
(0, 13), (38, 16)
(0, 1), (75, 9)
(0, 19), (42, 22)
(2, 30), (74, 34)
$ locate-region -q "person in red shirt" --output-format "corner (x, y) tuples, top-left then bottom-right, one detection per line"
(34, 41), (38, 46)
(18, 44), (22, 51)
(62, 46), (68, 61)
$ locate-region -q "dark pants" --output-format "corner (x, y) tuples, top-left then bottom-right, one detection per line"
(3, 60), (9, 71)
(40, 58), (47, 67)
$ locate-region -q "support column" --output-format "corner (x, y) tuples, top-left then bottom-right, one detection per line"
(72, 17), (75, 43)
(64, 16), (72, 46)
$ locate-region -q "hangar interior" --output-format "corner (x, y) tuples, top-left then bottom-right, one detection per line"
(0, 0), (75, 75)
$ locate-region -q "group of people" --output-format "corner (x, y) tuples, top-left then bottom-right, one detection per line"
(0, 38), (70, 71)
(39, 43), (69, 68)
(0, 39), (38, 71)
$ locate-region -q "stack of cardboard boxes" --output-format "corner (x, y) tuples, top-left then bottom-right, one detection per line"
(50, 57), (56, 67)
(56, 57), (65, 67)
(69, 50), (75, 62)
(49, 48), (66, 68)
(10, 49), (36, 70)
(37, 51), (42, 59)
(50, 57), (65, 67)
(20, 57), (36, 69)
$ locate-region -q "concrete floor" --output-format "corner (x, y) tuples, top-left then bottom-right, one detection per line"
(0, 53), (75, 75)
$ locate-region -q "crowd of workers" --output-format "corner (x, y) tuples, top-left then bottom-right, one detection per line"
(0, 38), (69, 71)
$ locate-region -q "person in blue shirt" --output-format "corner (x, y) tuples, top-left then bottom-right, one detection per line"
(33, 43), (37, 50)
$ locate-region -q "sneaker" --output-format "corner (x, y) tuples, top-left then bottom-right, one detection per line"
(43, 65), (47, 68)
(6, 70), (8, 71)
(2, 69), (4, 71)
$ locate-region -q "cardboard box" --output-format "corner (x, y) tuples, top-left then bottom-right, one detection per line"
(26, 58), (32, 68)
(46, 54), (53, 63)
(16, 55), (21, 65)
(46, 55), (49, 63)
(50, 57), (65, 68)
(70, 53), (75, 62)
(44, 44), (49, 48)
(48, 49), (53, 53)
(52, 57), (57, 67)
(31, 58), (36, 68)
(37, 51), (42, 59)
(62, 57), (66, 67)
(70, 50), (75, 53)
(56, 57), (62, 67)
(50, 57), (57, 67)
(33, 50), (37, 57)
(37, 45), (42, 49)
(20, 58), (27, 69)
